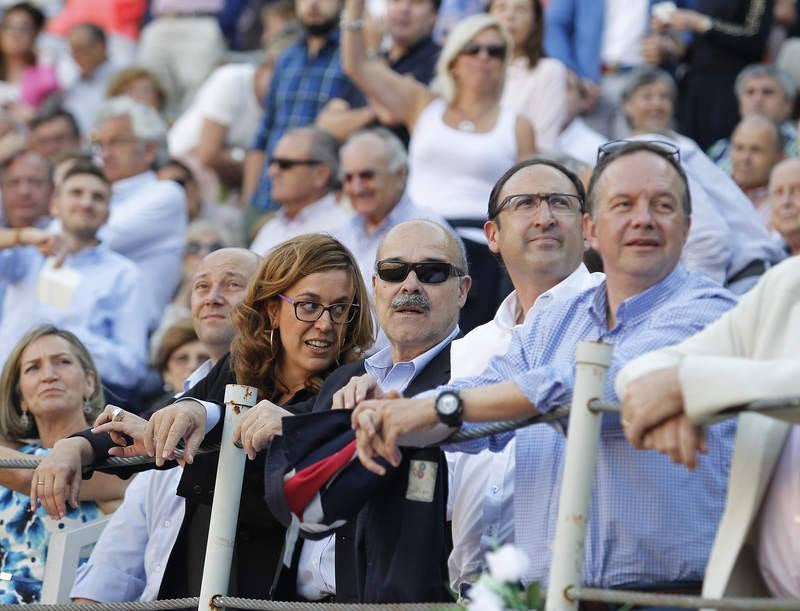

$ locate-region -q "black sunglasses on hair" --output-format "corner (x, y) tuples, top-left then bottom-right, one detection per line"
(596, 140), (680, 164)
(460, 42), (506, 60)
(268, 157), (322, 170)
(376, 259), (465, 284)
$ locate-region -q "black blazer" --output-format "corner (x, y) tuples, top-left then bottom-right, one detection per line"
(272, 342), (454, 603)
(72, 354), (316, 599)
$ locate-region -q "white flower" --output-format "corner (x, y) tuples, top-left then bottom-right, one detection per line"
(467, 580), (505, 611)
(485, 544), (530, 583)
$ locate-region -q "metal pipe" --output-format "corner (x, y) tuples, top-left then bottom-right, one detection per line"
(197, 385), (258, 611)
(545, 341), (613, 611)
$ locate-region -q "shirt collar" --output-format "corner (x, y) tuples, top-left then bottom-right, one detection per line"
(588, 264), (689, 329)
(112, 171), (157, 201)
(278, 192), (337, 223)
(365, 324), (459, 385)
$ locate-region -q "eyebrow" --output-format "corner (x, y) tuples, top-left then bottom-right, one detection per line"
(293, 291), (354, 303)
(22, 352), (72, 366)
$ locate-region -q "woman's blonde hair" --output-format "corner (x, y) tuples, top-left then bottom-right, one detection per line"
(431, 14), (512, 103)
(0, 325), (104, 440)
(231, 234), (374, 400)
(106, 67), (168, 111)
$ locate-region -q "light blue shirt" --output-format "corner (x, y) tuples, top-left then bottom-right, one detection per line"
(365, 324), (460, 393)
(0, 243), (148, 390)
(103, 171), (187, 327)
(329, 194), (451, 291)
(438, 265), (738, 588)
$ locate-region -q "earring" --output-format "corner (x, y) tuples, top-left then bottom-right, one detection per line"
(20, 410), (30, 429)
(83, 397), (92, 417)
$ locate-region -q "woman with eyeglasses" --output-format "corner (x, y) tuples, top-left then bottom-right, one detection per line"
(33, 234), (374, 602)
(0, 3), (58, 121)
(488, 0), (568, 150)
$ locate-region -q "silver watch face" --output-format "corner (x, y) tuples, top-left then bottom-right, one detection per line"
(439, 394), (459, 415)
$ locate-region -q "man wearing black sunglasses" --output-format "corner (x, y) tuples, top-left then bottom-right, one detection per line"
(263, 219), (471, 604)
(250, 128), (350, 255)
(352, 141), (739, 600)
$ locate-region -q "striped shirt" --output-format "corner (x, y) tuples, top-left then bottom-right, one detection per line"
(440, 265), (738, 588)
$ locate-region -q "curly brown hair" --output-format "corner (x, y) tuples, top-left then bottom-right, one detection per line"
(231, 234), (374, 400)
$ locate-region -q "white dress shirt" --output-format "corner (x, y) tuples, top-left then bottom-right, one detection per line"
(70, 467), (184, 602)
(249, 194), (351, 256)
(556, 117), (608, 166)
(446, 265), (604, 589)
(61, 60), (118, 136)
(103, 171), (187, 326)
(600, 0), (648, 66)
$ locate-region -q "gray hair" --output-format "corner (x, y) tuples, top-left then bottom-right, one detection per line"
(431, 14), (512, 103)
(735, 64), (797, 101)
(284, 126), (340, 188)
(96, 96), (167, 142)
(622, 66), (677, 102)
(344, 127), (408, 172)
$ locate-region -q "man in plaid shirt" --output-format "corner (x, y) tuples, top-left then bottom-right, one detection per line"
(243, 0), (349, 214)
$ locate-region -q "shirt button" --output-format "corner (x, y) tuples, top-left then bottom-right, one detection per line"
(163, 520), (171, 527)
(491, 486), (499, 494)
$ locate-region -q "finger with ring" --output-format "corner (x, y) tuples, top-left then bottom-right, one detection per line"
(112, 407), (124, 422)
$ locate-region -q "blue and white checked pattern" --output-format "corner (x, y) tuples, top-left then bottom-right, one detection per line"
(439, 265), (738, 588)
(250, 32), (349, 210)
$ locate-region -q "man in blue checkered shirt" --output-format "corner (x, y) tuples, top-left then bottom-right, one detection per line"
(242, 0), (350, 213)
(351, 141), (739, 594)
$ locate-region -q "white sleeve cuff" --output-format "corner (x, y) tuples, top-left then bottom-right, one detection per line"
(177, 398), (222, 433)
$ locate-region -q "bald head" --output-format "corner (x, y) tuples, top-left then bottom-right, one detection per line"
(374, 220), (471, 362)
(191, 248), (261, 362)
(377, 220), (467, 272)
(769, 157), (800, 253)
(731, 115), (784, 190)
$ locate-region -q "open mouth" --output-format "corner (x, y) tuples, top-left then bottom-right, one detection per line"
(305, 338), (333, 353)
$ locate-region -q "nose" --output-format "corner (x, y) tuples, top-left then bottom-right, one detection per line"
(314, 308), (335, 331)
(40, 362), (58, 381)
(532, 201), (556, 227)
(630, 199), (656, 227)
(204, 283), (225, 305)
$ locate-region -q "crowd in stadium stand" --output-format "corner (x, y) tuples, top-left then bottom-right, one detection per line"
(0, 0), (797, 608)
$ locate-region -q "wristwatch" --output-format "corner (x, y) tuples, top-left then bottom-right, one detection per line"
(435, 390), (463, 427)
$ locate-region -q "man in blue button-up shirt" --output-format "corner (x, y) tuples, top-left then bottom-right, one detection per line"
(352, 141), (738, 590)
(0, 161), (148, 393)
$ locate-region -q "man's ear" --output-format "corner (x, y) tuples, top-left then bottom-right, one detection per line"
(49, 191), (60, 218)
(457, 275), (472, 308)
(484, 219), (500, 255)
(582, 212), (599, 250)
(143, 140), (159, 166)
(313, 164), (333, 190)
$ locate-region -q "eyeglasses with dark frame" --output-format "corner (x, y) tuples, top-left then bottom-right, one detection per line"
(278, 294), (360, 324)
(375, 259), (465, 284)
(268, 157), (322, 171)
(494, 193), (584, 218)
(596, 140), (681, 164)
(459, 42), (507, 60)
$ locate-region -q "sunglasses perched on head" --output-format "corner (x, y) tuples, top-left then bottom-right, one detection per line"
(376, 259), (465, 284)
(596, 140), (681, 164)
(268, 157), (322, 171)
(460, 42), (506, 59)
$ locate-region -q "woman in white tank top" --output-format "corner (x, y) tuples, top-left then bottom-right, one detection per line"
(340, 7), (536, 235)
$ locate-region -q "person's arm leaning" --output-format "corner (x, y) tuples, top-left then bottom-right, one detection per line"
(340, 0), (433, 130)
(316, 98), (377, 141)
(195, 118), (245, 186)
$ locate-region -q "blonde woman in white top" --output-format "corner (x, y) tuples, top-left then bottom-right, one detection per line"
(340, 0), (535, 227)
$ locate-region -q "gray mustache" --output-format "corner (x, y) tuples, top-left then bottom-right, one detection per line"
(391, 293), (431, 310)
